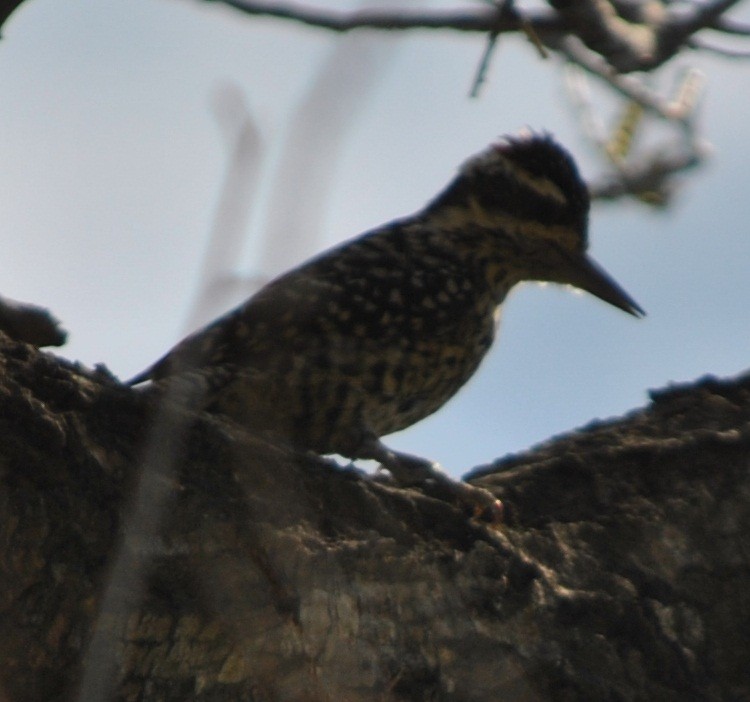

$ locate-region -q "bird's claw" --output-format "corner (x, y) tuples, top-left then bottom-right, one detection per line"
(383, 451), (503, 524)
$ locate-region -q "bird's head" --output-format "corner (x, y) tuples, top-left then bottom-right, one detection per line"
(425, 132), (644, 317)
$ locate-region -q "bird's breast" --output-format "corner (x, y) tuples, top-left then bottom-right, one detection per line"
(312, 288), (500, 438)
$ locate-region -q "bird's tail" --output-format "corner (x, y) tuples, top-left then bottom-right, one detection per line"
(125, 367), (154, 386)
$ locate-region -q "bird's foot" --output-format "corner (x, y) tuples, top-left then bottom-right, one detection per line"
(358, 440), (503, 524)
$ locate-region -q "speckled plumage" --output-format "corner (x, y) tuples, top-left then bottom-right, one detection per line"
(130, 134), (643, 513)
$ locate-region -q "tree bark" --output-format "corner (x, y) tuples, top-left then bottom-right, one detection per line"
(0, 331), (748, 701)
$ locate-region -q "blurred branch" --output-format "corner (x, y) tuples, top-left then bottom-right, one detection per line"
(260, 29), (396, 277)
(560, 36), (669, 119)
(566, 62), (707, 207)
(690, 36), (750, 58)
(588, 145), (705, 206)
(184, 85), (264, 330)
(557, 36), (696, 122)
(710, 15), (750, 34)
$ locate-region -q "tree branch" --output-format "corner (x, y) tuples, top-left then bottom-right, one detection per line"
(2, 335), (750, 699)
(547, 0), (663, 71)
(0, 295), (66, 347)
(655, 0), (746, 66)
(205, 0), (567, 35)
(203, 0), (750, 74)
(557, 35), (692, 122)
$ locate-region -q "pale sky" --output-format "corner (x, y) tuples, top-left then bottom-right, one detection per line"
(2, 0), (749, 474)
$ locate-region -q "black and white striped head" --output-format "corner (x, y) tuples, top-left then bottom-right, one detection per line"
(425, 133), (643, 317)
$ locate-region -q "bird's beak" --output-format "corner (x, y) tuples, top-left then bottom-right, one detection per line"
(565, 254), (645, 317)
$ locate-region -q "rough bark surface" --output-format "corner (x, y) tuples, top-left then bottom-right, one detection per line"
(0, 332), (748, 701)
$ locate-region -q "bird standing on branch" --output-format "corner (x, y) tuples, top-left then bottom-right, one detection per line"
(129, 133), (643, 519)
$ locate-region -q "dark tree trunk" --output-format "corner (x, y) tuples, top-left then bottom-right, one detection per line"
(0, 332), (748, 701)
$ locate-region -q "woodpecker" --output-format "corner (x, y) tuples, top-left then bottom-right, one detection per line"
(129, 133), (643, 519)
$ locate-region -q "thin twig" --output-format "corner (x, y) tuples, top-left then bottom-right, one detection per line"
(565, 58), (707, 207)
(589, 146), (705, 204)
(655, 0), (746, 63)
(689, 37), (750, 58)
(710, 16), (750, 35)
(470, 30), (500, 98)
(519, 11), (549, 59)
(563, 64), (609, 148)
(672, 0), (745, 38)
(556, 35), (690, 123)
(469, 0), (549, 98)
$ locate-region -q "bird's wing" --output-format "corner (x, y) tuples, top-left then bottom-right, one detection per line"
(126, 266), (341, 385)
